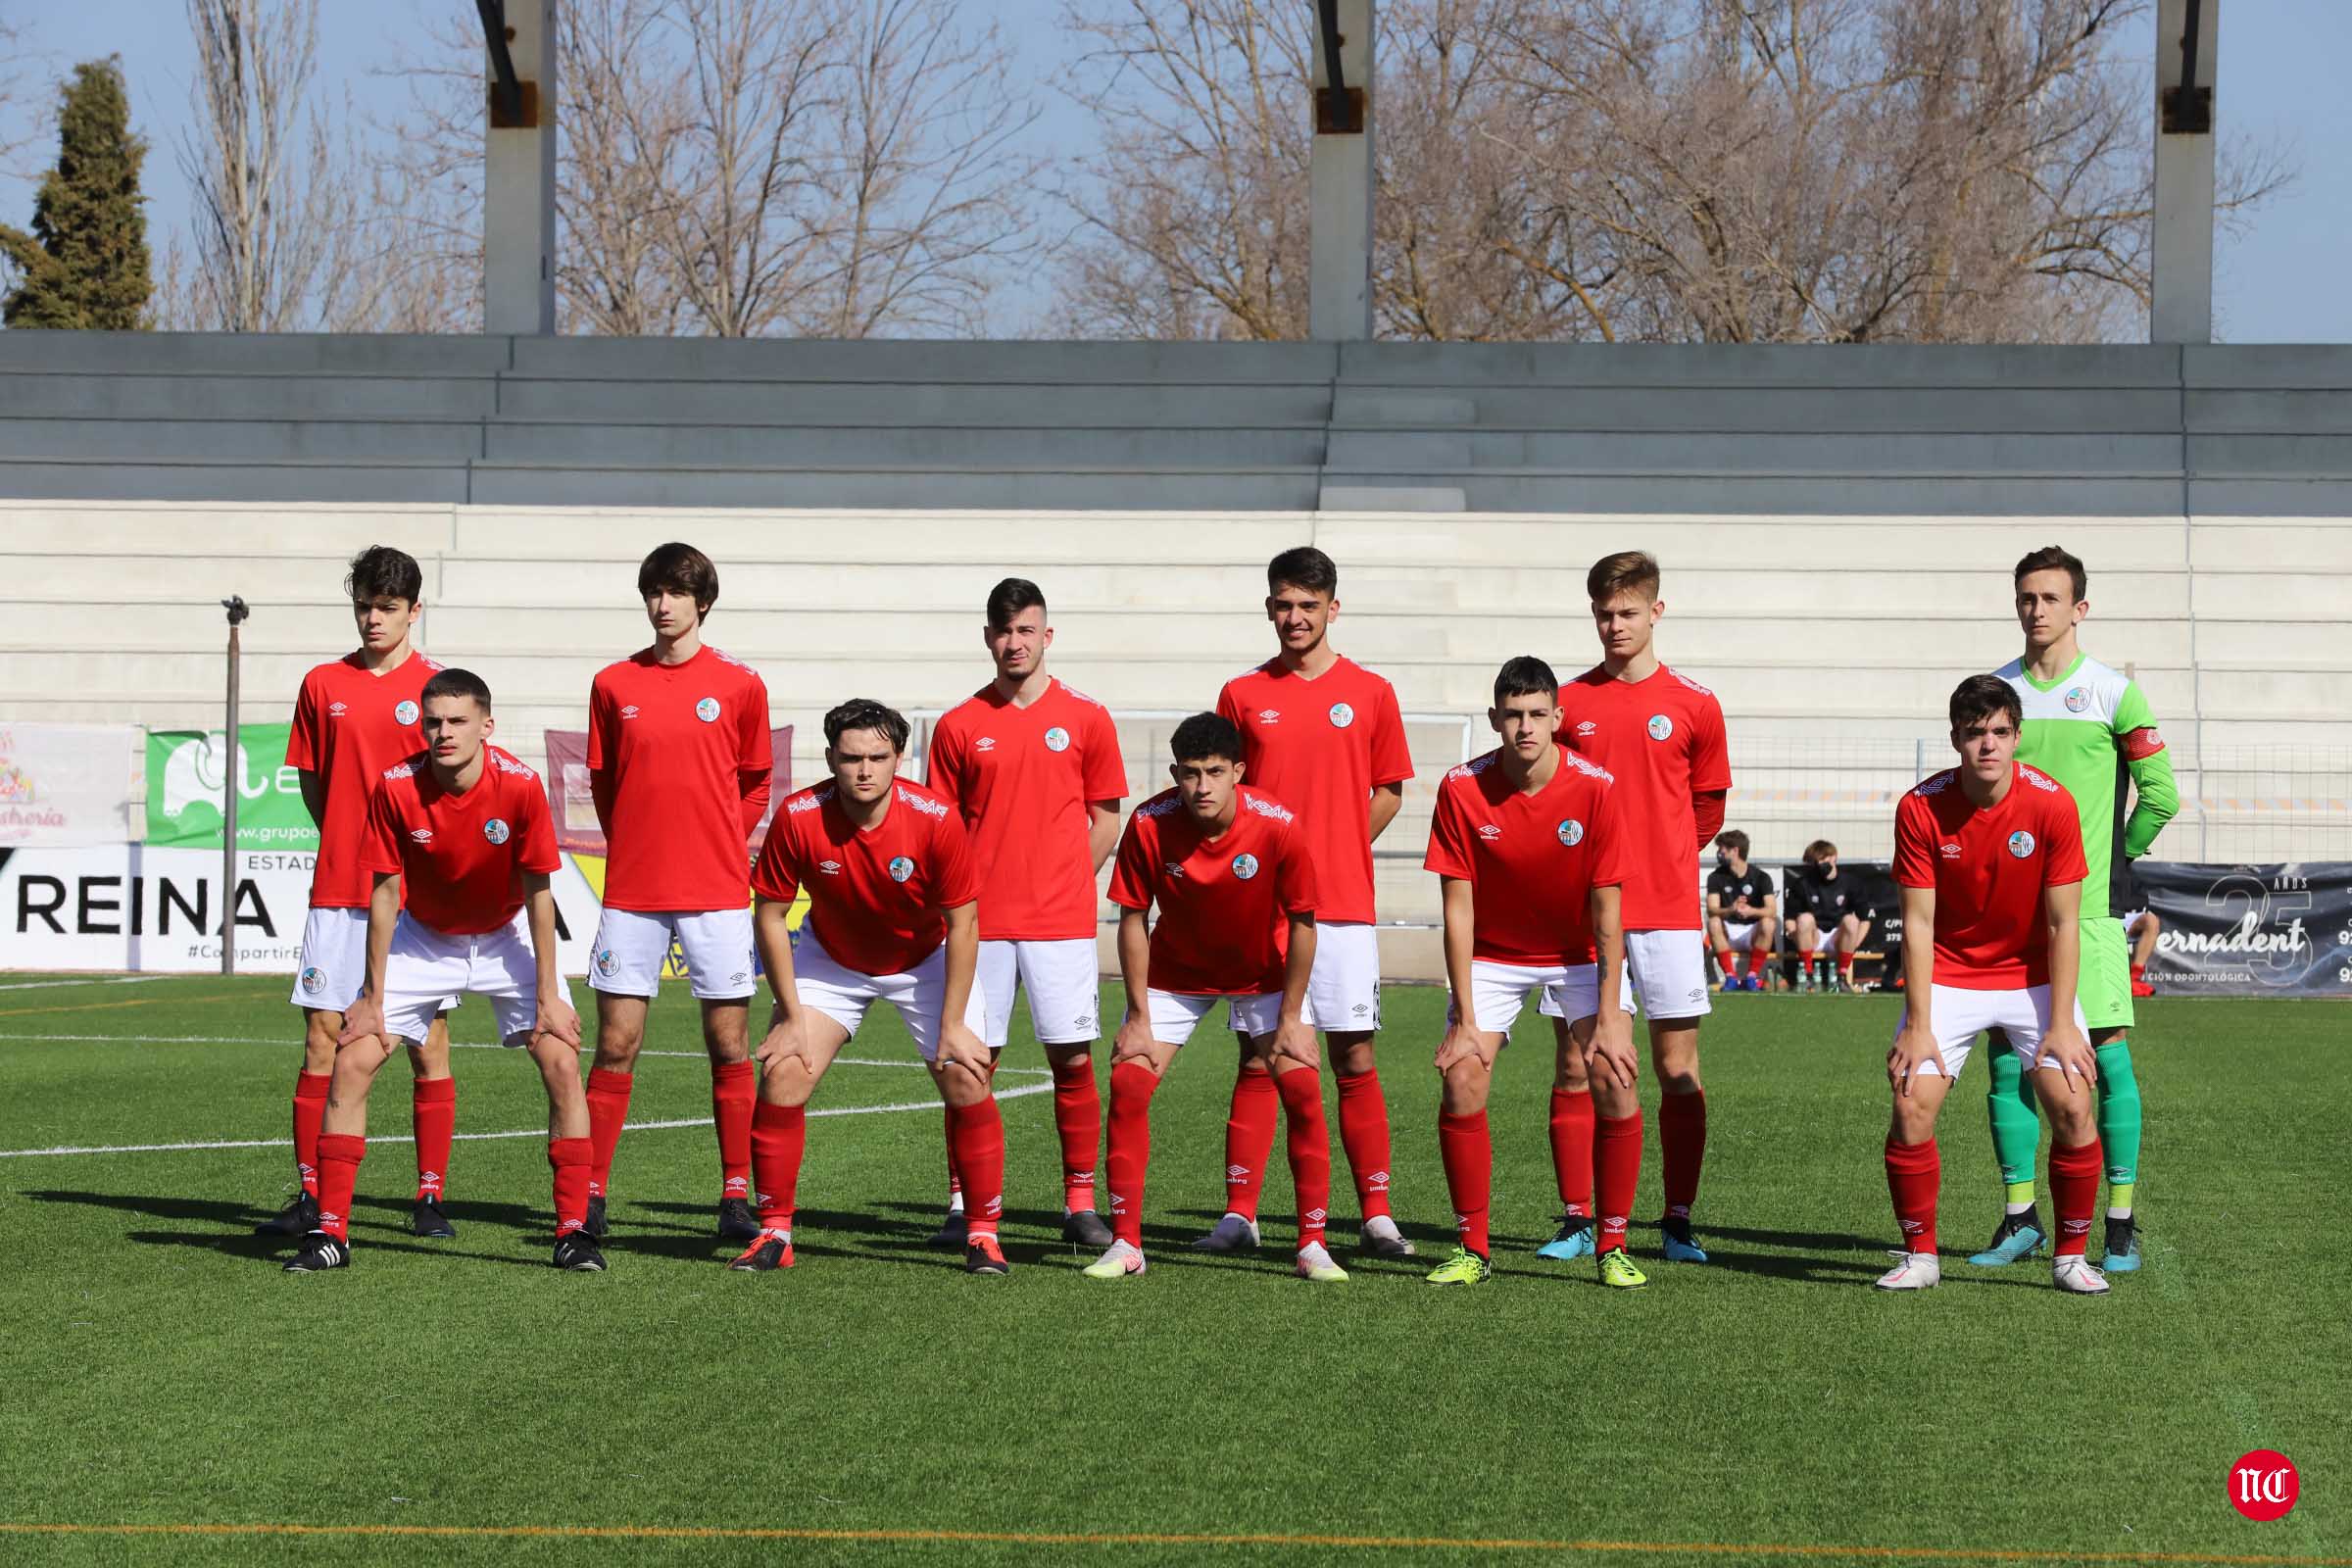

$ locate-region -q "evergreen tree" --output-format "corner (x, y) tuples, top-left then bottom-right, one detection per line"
(0, 57), (153, 329)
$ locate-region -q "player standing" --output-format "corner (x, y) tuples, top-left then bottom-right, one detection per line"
(729, 700), (1009, 1276)
(287, 669), (594, 1272)
(1544, 551), (1731, 1263)
(260, 546), (458, 1243)
(1703, 830), (1778, 992)
(1879, 674), (2106, 1295)
(1972, 546), (2178, 1272)
(924, 578), (1125, 1250)
(580, 543), (772, 1244)
(1198, 548), (1416, 1259)
(1421, 658), (1647, 1289)
(1087, 712), (1343, 1283)
(1787, 841), (1867, 993)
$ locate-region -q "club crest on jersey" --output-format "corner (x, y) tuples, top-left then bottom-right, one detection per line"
(1557, 818), (1585, 847)
(1230, 853), (1260, 880)
(1044, 726), (1071, 752)
(2008, 830), (2036, 858)
(1328, 702), (1355, 728)
(394, 700), (419, 726)
(299, 966), (327, 996)
(1647, 713), (1674, 741)
(594, 948), (618, 978)
(888, 856), (915, 882)
(2064, 687), (2090, 712)
(483, 817), (511, 845)
(696, 697), (721, 723)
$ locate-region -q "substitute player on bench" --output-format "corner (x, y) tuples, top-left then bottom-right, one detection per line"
(1973, 545), (2178, 1272)
(261, 545), (458, 1243)
(1880, 674), (2105, 1295)
(925, 577), (1125, 1250)
(730, 700), (1010, 1277)
(1087, 712), (1342, 1283)
(1200, 547), (1416, 1259)
(580, 543), (772, 1245)
(289, 668), (593, 1273)
(1704, 830), (1778, 992)
(1422, 658), (1646, 1289)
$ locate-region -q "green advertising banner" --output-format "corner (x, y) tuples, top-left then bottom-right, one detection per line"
(143, 724), (319, 850)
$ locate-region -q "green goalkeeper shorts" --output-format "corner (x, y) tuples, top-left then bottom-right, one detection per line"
(2080, 915), (2133, 1033)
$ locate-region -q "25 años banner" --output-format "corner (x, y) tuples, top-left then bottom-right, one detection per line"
(2136, 861), (2352, 997)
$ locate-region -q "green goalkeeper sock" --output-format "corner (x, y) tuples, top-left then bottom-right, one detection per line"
(2094, 1036), (2142, 1215)
(1986, 1047), (2042, 1207)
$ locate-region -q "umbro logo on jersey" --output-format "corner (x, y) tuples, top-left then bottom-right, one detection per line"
(327, 701), (349, 717)
(619, 705), (640, 719)
(409, 828), (433, 843)
(1477, 823), (1502, 840)
(817, 859), (842, 874)
(1574, 720), (1596, 736)
(394, 700), (419, 726)
(1257, 709), (1280, 723)
(1939, 843), (1962, 858)
(975, 736), (997, 752)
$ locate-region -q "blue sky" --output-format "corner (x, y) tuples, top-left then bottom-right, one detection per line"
(5, 0), (2344, 341)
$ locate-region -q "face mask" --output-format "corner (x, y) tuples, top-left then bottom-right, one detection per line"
(1715, 852), (1731, 869)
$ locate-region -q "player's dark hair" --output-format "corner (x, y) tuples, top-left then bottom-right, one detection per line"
(1803, 840), (1838, 863)
(1266, 546), (1338, 598)
(1715, 829), (1749, 858)
(345, 545), (422, 606)
(1587, 550), (1660, 604)
(420, 667), (493, 713)
(638, 542), (719, 614)
(2013, 544), (2086, 603)
(1949, 673), (2024, 732)
(824, 698), (909, 754)
(1170, 711), (1244, 766)
(1493, 655), (1558, 706)
(986, 576), (1047, 628)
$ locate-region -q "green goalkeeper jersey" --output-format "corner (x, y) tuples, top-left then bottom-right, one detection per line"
(1992, 652), (2180, 920)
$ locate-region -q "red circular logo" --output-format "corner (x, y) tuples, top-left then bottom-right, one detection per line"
(2229, 1450), (2300, 1521)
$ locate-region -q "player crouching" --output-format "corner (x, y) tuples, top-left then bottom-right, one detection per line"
(1879, 675), (2106, 1295)
(732, 700), (1007, 1276)
(288, 669), (594, 1273)
(1088, 713), (1341, 1283)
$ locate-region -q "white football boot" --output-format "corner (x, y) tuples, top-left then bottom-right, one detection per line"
(1874, 1251), (1941, 1290)
(2051, 1254), (2111, 1295)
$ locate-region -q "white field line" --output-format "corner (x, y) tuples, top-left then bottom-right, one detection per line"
(0, 1079), (1054, 1159)
(0, 976), (172, 992)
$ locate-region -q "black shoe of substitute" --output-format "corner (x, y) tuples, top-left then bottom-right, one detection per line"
(1062, 1209), (1115, 1249)
(583, 1196), (609, 1240)
(283, 1232), (350, 1273)
(715, 1198), (761, 1243)
(256, 1193), (319, 1238)
(553, 1232), (609, 1272)
(412, 1198), (457, 1239)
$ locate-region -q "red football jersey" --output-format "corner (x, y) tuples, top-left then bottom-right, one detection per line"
(1107, 785), (1319, 996)
(285, 650), (445, 908)
(1215, 657), (1413, 924)
(1558, 663), (1730, 931)
(361, 746), (562, 937)
(1893, 762), (2088, 989)
(587, 645), (772, 911)
(751, 778), (979, 977)
(927, 678), (1126, 942)
(1424, 746), (1626, 966)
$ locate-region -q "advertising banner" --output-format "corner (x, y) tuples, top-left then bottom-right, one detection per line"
(142, 724), (319, 851)
(0, 724), (139, 847)
(541, 726), (792, 857)
(2135, 860), (2352, 997)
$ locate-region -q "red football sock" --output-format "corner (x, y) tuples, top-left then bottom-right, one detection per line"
(411, 1076), (455, 1200)
(1221, 1067), (1280, 1221)
(1715, 948), (1737, 978)
(549, 1136), (591, 1238)
(1659, 1088), (1707, 1221)
(2129, 961), (2146, 984)
(1837, 950), (1856, 980)
(1052, 1054), (1102, 1211)
(1334, 1068), (1395, 1219)
(315, 1132), (365, 1241)
(584, 1067), (634, 1199)
(1272, 1067), (1331, 1250)
(1104, 1060), (1160, 1249)
(1595, 1110), (1643, 1253)
(946, 1098), (1006, 1240)
(1884, 1136), (1939, 1254)
(751, 1100), (806, 1232)
(710, 1060), (756, 1202)
(940, 1102), (964, 1206)
(2049, 1136), (2104, 1257)
(1437, 1109), (1492, 1256)
(1548, 1087), (1595, 1216)
(292, 1071), (331, 1197)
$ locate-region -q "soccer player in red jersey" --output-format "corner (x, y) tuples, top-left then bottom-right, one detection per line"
(1200, 547), (1416, 1259)
(925, 577), (1125, 1250)
(1086, 712), (1341, 1283)
(1879, 675), (2105, 1295)
(730, 700), (1008, 1276)
(261, 546), (459, 1244)
(581, 543), (773, 1245)
(286, 669), (593, 1272)
(1422, 658), (1647, 1289)
(1542, 550), (1731, 1264)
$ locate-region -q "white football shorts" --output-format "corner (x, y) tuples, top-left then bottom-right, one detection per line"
(291, 906), (456, 1020)
(379, 910), (570, 1046)
(793, 928), (986, 1064)
(977, 938), (1102, 1049)
(1151, 988), (1286, 1046)
(587, 906), (758, 1001)
(1895, 983), (2091, 1079)
(1299, 919), (1381, 1034)
(1449, 958), (1634, 1035)
(1541, 928), (1713, 1022)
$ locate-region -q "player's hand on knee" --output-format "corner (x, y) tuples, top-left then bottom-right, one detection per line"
(1111, 1009), (1156, 1065)
(1585, 1011), (1639, 1091)
(536, 995), (581, 1051)
(1432, 1019), (1492, 1074)
(1269, 1015), (1319, 1070)
(754, 1013), (810, 1073)
(934, 1020), (993, 1082)
(1887, 1027), (1940, 1097)
(337, 995), (385, 1049)
(2040, 1024), (2098, 1093)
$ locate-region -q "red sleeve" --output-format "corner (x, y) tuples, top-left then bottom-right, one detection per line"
(1692, 791), (1727, 848)
(585, 679), (616, 832)
(1422, 781), (1474, 880)
(1689, 694), (1732, 794)
(1106, 812), (1153, 910)
(517, 780), (562, 874)
(737, 675), (773, 839)
(286, 674), (321, 770)
(2042, 790), (2088, 887)
(926, 720), (965, 805)
(1891, 795), (1935, 889)
(750, 811), (802, 904)
(1081, 706), (1127, 803)
(1274, 821), (1320, 915)
(1368, 681), (1414, 788)
(360, 779), (403, 876)
(931, 808), (980, 908)
(1588, 778), (1627, 889)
